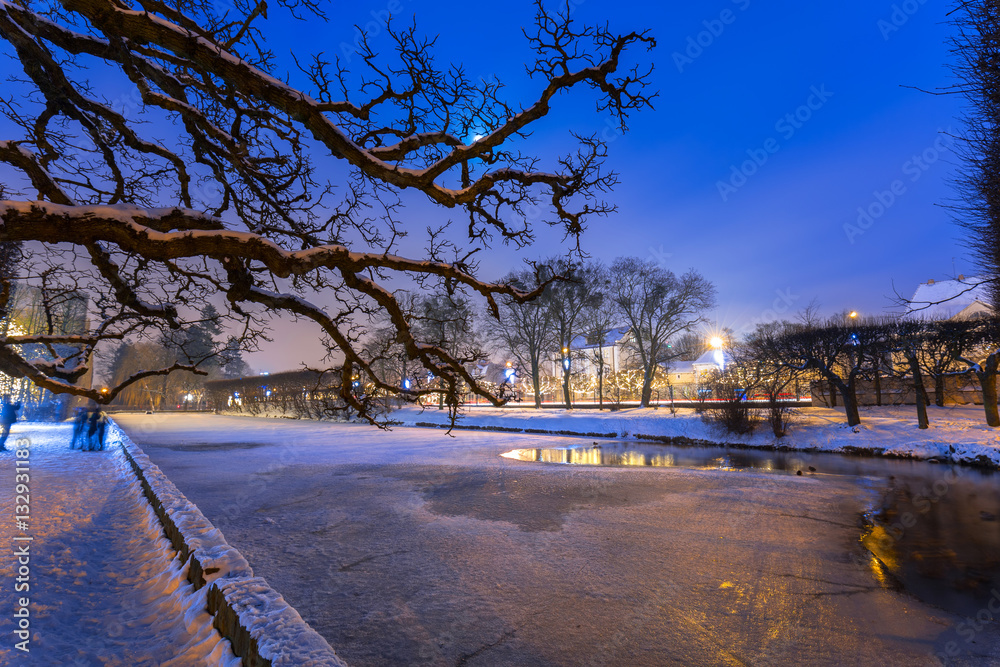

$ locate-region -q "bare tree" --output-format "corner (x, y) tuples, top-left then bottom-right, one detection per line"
(736, 322), (808, 437)
(949, 1), (1000, 307)
(578, 263), (617, 408)
(888, 319), (933, 429)
(540, 258), (601, 408)
(949, 316), (1000, 427)
(756, 317), (890, 427)
(0, 0), (655, 424)
(609, 257), (715, 407)
(362, 325), (410, 392)
(0, 241), (20, 322)
(493, 269), (554, 409)
(670, 331), (707, 362)
(108, 340), (173, 410)
(410, 292), (485, 410)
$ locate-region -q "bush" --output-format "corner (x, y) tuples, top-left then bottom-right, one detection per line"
(702, 371), (761, 435)
(766, 397), (797, 438)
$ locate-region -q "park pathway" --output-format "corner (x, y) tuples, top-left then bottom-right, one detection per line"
(0, 423), (239, 666)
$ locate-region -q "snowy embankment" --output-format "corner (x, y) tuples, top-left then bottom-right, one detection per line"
(0, 421), (347, 666)
(110, 420), (348, 667)
(392, 404), (1000, 468)
(0, 423), (240, 665)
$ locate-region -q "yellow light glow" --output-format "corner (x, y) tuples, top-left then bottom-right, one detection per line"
(709, 336), (724, 349)
(849, 311), (859, 319)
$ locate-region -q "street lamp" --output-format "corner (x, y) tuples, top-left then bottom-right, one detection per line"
(562, 347), (571, 372)
(849, 311), (859, 319)
(709, 336), (724, 349)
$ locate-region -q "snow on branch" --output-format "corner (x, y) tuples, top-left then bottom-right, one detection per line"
(0, 0), (654, 420)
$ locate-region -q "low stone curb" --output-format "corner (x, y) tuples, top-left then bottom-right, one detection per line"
(109, 420), (348, 667)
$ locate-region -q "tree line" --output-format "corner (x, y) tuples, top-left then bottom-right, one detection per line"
(354, 256), (715, 411)
(715, 312), (1000, 434)
(106, 304), (251, 410)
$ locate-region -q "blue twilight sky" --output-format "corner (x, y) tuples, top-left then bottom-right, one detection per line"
(0, 0), (971, 371)
(249, 0), (967, 370)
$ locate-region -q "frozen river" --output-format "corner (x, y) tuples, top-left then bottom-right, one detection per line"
(114, 413), (1000, 666)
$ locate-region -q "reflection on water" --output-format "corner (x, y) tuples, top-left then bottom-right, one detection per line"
(861, 468), (1000, 616)
(501, 444), (797, 474)
(504, 441), (1000, 617)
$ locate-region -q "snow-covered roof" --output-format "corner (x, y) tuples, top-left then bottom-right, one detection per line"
(667, 360), (696, 375)
(570, 326), (630, 350)
(693, 349), (732, 370)
(907, 277), (992, 320)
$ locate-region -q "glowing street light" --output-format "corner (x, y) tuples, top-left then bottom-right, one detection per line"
(849, 311), (859, 319)
(709, 336), (724, 349)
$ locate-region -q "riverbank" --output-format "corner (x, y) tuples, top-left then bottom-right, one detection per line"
(0, 424), (240, 665)
(393, 404), (1000, 469)
(115, 412), (1000, 666)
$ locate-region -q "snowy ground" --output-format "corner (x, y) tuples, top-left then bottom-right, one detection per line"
(0, 423), (240, 666)
(115, 412), (1000, 666)
(391, 403), (1000, 467)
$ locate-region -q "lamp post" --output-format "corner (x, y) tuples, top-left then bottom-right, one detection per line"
(502, 361), (517, 404)
(561, 346), (571, 409)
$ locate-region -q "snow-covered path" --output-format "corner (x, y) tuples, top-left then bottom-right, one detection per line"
(0, 423), (240, 666)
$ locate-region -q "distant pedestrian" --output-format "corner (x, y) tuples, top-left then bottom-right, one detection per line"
(70, 408), (89, 449)
(86, 410), (107, 451)
(96, 412), (108, 451)
(0, 395), (22, 451)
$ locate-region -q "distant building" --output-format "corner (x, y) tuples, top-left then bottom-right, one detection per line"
(555, 327), (730, 395)
(0, 284), (91, 420)
(906, 276), (993, 321)
(664, 359), (696, 386)
(691, 348), (732, 377)
(561, 326), (633, 377)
